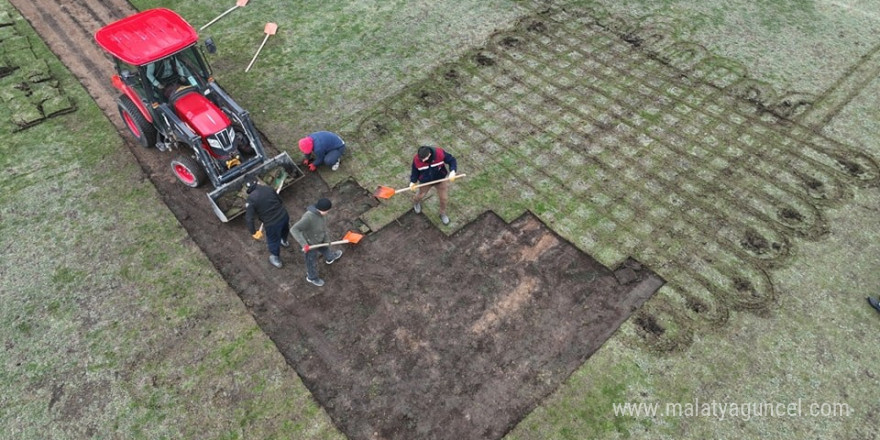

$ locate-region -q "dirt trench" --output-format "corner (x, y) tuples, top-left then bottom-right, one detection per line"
(12, 1), (663, 438)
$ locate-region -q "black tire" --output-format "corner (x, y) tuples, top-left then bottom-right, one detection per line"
(117, 94), (157, 148)
(170, 155), (207, 188)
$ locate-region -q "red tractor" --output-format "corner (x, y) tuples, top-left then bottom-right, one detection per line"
(95, 8), (300, 221)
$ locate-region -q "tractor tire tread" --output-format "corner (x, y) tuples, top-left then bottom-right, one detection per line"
(117, 94), (157, 148)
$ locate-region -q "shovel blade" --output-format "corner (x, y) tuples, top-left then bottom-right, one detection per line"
(342, 231), (365, 244)
(373, 185), (396, 199)
(236, 0), (249, 6)
(264, 22), (278, 34)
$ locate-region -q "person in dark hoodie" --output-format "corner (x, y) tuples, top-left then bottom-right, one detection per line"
(244, 178), (291, 268)
(410, 145), (458, 225)
(290, 198), (342, 287)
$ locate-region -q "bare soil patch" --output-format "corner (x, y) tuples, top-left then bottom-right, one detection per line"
(243, 210), (661, 439)
(13, 1), (663, 438)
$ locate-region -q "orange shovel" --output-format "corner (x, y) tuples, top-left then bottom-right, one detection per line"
(304, 231), (365, 251)
(374, 173), (467, 199)
(246, 22), (278, 72)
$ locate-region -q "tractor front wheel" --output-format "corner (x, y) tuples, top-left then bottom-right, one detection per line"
(170, 155), (207, 188)
(117, 95), (156, 148)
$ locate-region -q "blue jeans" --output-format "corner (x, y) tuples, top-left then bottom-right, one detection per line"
(305, 247), (340, 280)
(265, 212), (290, 257)
(323, 144), (346, 166)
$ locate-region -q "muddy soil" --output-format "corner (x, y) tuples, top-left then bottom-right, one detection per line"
(13, 1), (662, 438)
(260, 211), (662, 439)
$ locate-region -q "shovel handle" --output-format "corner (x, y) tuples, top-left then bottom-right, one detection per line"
(256, 176), (287, 234)
(246, 34), (270, 72)
(306, 239), (349, 250)
(397, 173), (467, 194)
(199, 5), (238, 31)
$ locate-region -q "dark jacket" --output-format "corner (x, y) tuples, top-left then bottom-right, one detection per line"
(410, 147), (457, 184)
(290, 206), (329, 246)
(308, 131), (345, 166)
(245, 184), (288, 234)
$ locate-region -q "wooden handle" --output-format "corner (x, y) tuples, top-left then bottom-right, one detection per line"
(245, 35), (270, 72)
(399, 173), (466, 193)
(307, 239), (349, 250)
(200, 5), (238, 31)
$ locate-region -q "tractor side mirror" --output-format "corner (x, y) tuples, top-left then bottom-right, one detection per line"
(204, 37), (217, 54)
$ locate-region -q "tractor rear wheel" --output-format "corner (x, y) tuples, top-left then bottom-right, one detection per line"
(170, 155), (207, 188)
(117, 95), (156, 148)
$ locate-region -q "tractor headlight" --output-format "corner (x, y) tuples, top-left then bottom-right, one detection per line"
(207, 137), (223, 150)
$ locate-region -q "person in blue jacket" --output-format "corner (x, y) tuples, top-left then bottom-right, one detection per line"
(410, 145), (458, 225)
(299, 131), (346, 172)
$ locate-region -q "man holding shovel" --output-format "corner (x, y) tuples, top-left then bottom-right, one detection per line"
(245, 178), (291, 268)
(291, 198), (343, 287)
(410, 145), (458, 225)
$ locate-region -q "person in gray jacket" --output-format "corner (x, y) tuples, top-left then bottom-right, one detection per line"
(290, 198), (342, 287)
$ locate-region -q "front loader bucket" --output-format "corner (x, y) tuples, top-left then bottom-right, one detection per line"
(207, 152), (302, 222)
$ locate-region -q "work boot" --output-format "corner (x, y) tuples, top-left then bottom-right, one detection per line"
(440, 213), (450, 225)
(868, 297), (880, 313)
(269, 255), (282, 268)
(280, 239), (290, 248)
(325, 250), (343, 265)
(331, 160), (340, 171)
(413, 202), (422, 214)
(306, 276), (325, 287)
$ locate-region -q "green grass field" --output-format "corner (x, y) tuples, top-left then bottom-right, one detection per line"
(3, 0), (880, 438)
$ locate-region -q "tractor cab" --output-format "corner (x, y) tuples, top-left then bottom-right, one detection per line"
(129, 49), (209, 104)
(96, 9), (208, 102)
(95, 8), (301, 222)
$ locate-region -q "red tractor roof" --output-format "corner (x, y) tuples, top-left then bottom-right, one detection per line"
(95, 8), (198, 66)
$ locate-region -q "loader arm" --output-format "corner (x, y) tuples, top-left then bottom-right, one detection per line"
(206, 82), (269, 158)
